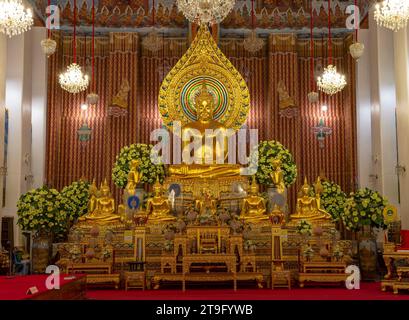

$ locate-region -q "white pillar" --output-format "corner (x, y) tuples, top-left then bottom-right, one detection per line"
(3, 28), (47, 246)
(368, 10), (400, 208)
(393, 26), (409, 229)
(356, 29), (373, 189)
(0, 35), (6, 244)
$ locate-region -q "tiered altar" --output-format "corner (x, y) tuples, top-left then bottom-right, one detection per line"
(56, 25), (352, 290)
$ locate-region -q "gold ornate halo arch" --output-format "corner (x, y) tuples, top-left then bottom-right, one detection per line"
(158, 25), (250, 131)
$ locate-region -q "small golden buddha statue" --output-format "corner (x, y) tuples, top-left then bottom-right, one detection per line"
(195, 187), (218, 215)
(146, 178), (175, 222)
(277, 80), (296, 110)
(169, 82), (240, 179)
(270, 158), (285, 194)
(125, 159), (143, 195)
(291, 177), (331, 224)
(79, 179), (121, 223)
(88, 179), (99, 214)
(240, 176), (268, 222)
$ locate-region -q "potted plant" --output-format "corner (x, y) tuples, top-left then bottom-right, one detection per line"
(17, 186), (67, 273)
(341, 188), (388, 280)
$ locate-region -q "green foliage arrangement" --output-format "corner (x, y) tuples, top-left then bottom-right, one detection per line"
(296, 219), (312, 236)
(318, 180), (347, 222)
(112, 143), (166, 188)
(249, 140), (297, 187)
(59, 180), (90, 222)
(17, 186), (67, 236)
(341, 188), (388, 231)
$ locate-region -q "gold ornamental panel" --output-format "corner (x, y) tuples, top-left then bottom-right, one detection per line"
(158, 25), (250, 131)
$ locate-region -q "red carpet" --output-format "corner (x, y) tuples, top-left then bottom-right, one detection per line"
(0, 275), (85, 300)
(87, 282), (409, 300)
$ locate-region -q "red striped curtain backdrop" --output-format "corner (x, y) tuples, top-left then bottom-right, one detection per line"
(45, 31), (356, 208)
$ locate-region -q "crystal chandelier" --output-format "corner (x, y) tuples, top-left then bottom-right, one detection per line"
(0, 0), (33, 37)
(349, 42), (364, 60)
(59, 63), (89, 94)
(374, 0), (409, 32)
(59, 0), (88, 93)
(317, 0), (346, 95)
(41, 38), (57, 58)
(317, 65), (346, 95)
(177, 0), (236, 25)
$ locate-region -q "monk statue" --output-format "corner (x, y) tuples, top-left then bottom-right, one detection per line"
(195, 187), (218, 215)
(240, 176), (268, 222)
(277, 80), (296, 110)
(169, 82), (240, 179)
(291, 177), (331, 224)
(270, 158), (285, 194)
(79, 179), (121, 223)
(125, 159), (143, 195)
(146, 178), (175, 222)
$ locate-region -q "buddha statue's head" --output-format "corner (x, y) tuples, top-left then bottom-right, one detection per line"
(249, 176), (259, 195)
(89, 179), (98, 196)
(271, 158), (282, 169)
(153, 177), (162, 196)
(100, 179), (111, 197)
(300, 177), (311, 196)
(130, 159), (139, 170)
(195, 82), (215, 121)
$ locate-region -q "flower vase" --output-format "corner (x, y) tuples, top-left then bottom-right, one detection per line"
(32, 230), (52, 273)
(358, 225), (378, 281)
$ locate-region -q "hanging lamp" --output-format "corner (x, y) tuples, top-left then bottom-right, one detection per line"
(40, 0), (57, 57)
(317, 0), (346, 95)
(86, 0), (99, 106)
(307, 2), (318, 104)
(59, 0), (89, 94)
(349, 0), (364, 60)
(243, 0), (263, 53)
(142, 0), (163, 52)
(0, 0), (33, 37)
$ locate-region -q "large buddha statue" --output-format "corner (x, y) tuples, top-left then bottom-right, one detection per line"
(146, 178), (176, 222)
(79, 179), (121, 223)
(169, 82), (240, 179)
(240, 176), (268, 222)
(291, 177), (331, 224)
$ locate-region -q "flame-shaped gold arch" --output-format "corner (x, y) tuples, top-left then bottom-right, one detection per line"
(158, 25), (250, 131)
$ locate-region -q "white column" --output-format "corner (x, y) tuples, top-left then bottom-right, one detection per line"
(0, 35), (6, 243)
(30, 28), (47, 188)
(356, 29), (373, 189)
(368, 10), (400, 209)
(3, 28), (47, 246)
(393, 26), (409, 229)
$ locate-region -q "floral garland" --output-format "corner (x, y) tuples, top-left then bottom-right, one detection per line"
(249, 140), (297, 187)
(17, 186), (67, 236)
(59, 180), (90, 222)
(317, 180), (346, 222)
(112, 143), (166, 188)
(341, 188), (388, 231)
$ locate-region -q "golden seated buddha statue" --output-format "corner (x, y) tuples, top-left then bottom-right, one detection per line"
(240, 176), (268, 222)
(290, 177), (331, 224)
(195, 187), (218, 215)
(146, 179), (175, 222)
(79, 179), (121, 224)
(169, 82), (240, 179)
